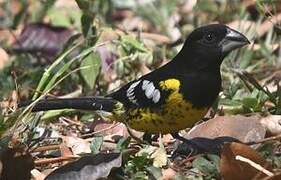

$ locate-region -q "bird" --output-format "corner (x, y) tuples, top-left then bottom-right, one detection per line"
(25, 24), (250, 146)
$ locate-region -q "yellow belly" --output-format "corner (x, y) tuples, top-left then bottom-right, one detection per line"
(127, 101), (208, 134)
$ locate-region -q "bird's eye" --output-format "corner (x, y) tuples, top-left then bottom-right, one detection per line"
(203, 33), (216, 43)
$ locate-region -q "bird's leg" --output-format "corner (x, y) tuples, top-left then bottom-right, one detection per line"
(143, 132), (152, 144)
(125, 124), (151, 145)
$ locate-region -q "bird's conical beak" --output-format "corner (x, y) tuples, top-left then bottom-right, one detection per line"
(221, 27), (250, 54)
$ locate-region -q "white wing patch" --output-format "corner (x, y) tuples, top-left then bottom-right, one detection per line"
(126, 80), (141, 105)
(152, 89), (161, 103)
(145, 82), (155, 99)
(126, 79), (162, 105)
(142, 80), (161, 103)
(142, 80), (150, 90)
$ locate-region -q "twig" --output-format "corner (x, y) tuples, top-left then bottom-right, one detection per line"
(235, 155), (274, 177)
(80, 122), (120, 138)
(134, 31), (171, 44)
(245, 134), (281, 145)
(30, 144), (60, 153)
(34, 156), (78, 166)
(174, 154), (202, 167)
(258, 13), (281, 37)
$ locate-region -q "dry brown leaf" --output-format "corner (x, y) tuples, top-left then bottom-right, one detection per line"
(162, 134), (173, 145)
(260, 115), (281, 135)
(220, 142), (273, 180)
(59, 143), (73, 165)
(151, 147), (167, 168)
(90, 119), (126, 137)
(180, 0), (197, 14)
(0, 48), (9, 70)
(187, 115), (266, 143)
(227, 20), (255, 31)
(31, 169), (46, 180)
(62, 136), (91, 155)
(252, 43), (279, 52)
(54, 0), (79, 8)
(98, 28), (171, 45)
(118, 16), (149, 32)
(161, 168), (177, 180)
(228, 13), (281, 39)
(40, 168), (54, 177)
(262, 172), (281, 180)
(258, 13), (281, 37)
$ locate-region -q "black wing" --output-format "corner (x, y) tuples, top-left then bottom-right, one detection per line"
(109, 77), (168, 109)
(108, 64), (180, 109)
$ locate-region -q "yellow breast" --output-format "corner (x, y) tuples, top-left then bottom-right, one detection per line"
(127, 79), (208, 134)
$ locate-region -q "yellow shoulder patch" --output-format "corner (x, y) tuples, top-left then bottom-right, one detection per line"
(159, 79), (180, 90)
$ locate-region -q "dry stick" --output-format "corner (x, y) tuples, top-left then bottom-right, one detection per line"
(174, 154), (202, 167)
(134, 31), (171, 44)
(31, 144), (60, 153)
(59, 116), (81, 126)
(258, 12), (281, 37)
(235, 155), (274, 177)
(80, 122), (121, 138)
(245, 134), (281, 146)
(34, 156), (78, 166)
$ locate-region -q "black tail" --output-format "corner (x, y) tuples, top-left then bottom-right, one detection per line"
(21, 97), (117, 112)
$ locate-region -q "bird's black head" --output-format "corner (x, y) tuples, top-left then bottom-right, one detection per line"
(179, 24), (250, 70)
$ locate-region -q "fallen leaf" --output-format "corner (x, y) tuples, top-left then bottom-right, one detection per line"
(45, 153), (122, 180)
(220, 142), (273, 180)
(60, 143), (73, 165)
(151, 147), (167, 168)
(258, 13), (281, 37)
(31, 169), (46, 180)
(90, 119), (127, 137)
(186, 115), (266, 143)
(180, 0), (197, 14)
(12, 23), (75, 60)
(162, 168), (177, 180)
(260, 115), (281, 135)
(262, 172), (281, 180)
(62, 136), (91, 155)
(0, 48), (9, 70)
(227, 20), (255, 32)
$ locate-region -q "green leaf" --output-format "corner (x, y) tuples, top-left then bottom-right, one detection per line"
(146, 166), (162, 179)
(75, 0), (90, 11)
(81, 13), (95, 38)
(116, 137), (131, 151)
(121, 35), (149, 52)
(47, 8), (72, 27)
(206, 154), (220, 171)
(90, 136), (104, 154)
(41, 109), (75, 120)
(242, 97), (258, 109)
(80, 113), (94, 123)
(80, 52), (101, 89)
(257, 141), (275, 157)
(192, 156), (219, 178)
